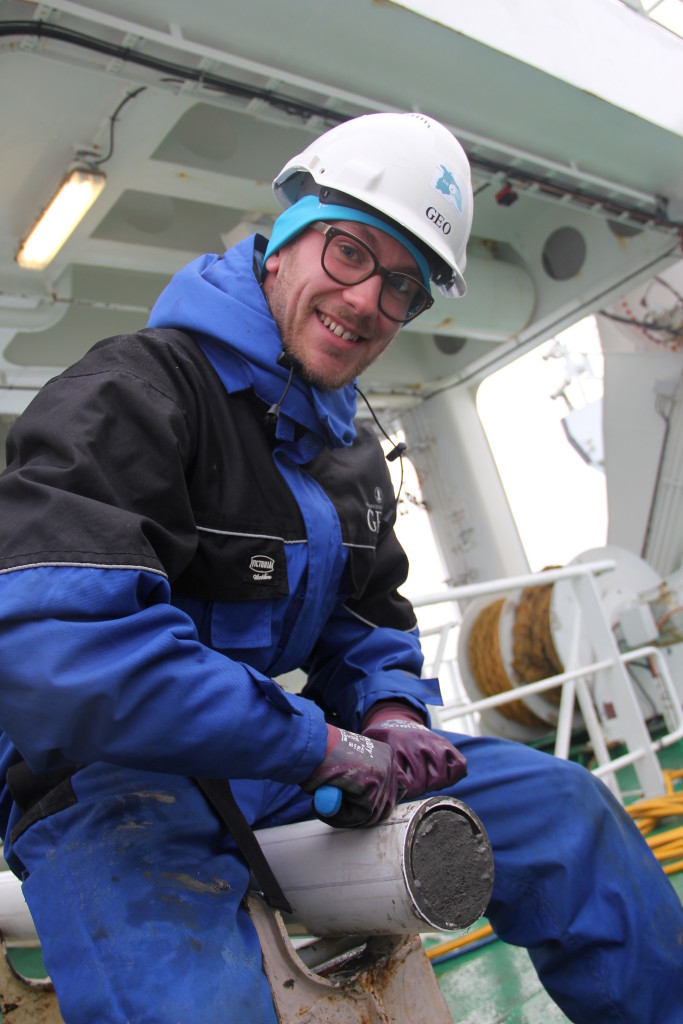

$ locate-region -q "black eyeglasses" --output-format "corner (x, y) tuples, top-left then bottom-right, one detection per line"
(311, 223), (433, 324)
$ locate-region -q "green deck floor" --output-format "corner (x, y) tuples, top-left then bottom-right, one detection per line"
(432, 869), (683, 1024)
(431, 740), (683, 1023)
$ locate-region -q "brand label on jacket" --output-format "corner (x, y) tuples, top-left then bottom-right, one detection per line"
(366, 486), (383, 534)
(249, 554), (275, 581)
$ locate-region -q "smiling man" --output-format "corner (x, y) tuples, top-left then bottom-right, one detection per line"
(263, 220), (419, 388)
(0, 113), (681, 1024)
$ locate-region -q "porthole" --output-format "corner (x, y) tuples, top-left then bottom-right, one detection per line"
(541, 227), (586, 281)
(433, 335), (467, 355)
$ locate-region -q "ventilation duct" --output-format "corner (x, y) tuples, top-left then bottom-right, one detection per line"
(403, 254), (535, 341)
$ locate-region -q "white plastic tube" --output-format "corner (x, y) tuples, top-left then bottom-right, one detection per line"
(0, 870), (38, 945)
(254, 796), (493, 937)
(0, 797), (494, 945)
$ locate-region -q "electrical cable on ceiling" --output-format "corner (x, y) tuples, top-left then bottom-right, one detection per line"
(1, 19), (681, 233)
(653, 277), (683, 304)
(77, 86), (147, 168)
(466, 153), (683, 231)
(0, 20), (344, 126)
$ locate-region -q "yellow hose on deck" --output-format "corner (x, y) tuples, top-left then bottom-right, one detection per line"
(426, 923), (494, 960)
(626, 768), (683, 876)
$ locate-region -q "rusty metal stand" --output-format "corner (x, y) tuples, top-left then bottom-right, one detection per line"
(0, 935), (63, 1023)
(0, 906), (453, 1023)
(246, 894), (453, 1024)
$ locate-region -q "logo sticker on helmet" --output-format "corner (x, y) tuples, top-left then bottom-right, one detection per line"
(432, 164), (464, 215)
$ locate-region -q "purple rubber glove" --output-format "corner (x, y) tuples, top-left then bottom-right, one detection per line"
(362, 701), (467, 800)
(302, 724), (399, 828)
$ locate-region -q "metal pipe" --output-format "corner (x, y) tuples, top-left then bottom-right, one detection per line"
(412, 560), (617, 607)
(440, 657), (616, 716)
(553, 600), (582, 760)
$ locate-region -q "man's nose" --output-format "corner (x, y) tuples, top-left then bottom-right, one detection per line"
(342, 274), (383, 317)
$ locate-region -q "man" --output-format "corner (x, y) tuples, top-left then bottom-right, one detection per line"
(0, 112), (680, 1023)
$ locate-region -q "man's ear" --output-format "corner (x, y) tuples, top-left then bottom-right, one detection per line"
(264, 252), (281, 275)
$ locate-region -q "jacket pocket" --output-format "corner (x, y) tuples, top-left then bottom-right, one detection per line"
(175, 529), (289, 602)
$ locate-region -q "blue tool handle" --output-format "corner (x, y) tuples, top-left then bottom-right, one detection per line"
(314, 785), (343, 817)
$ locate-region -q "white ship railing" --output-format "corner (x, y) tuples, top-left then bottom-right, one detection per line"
(412, 561), (683, 803)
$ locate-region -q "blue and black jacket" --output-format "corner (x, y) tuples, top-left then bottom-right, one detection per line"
(0, 235), (441, 843)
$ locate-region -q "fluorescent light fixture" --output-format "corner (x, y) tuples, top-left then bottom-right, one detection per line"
(16, 167), (106, 270)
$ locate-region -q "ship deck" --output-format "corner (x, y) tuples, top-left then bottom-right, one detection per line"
(433, 865), (683, 1023)
(429, 738), (683, 1022)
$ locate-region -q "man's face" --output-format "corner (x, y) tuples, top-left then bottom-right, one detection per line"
(262, 221), (419, 391)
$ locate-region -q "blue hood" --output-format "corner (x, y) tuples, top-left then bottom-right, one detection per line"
(147, 235), (357, 454)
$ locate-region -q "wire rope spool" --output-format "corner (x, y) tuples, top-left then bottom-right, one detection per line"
(459, 589), (571, 742)
(459, 564), (590, 740)
(465, 596), (547, 729)
(459, 546), (669, 744)
(511, 581), (564, 693)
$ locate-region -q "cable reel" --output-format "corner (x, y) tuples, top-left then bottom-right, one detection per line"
(459, 546), (681, 743)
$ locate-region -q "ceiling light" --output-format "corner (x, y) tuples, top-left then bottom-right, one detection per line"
(16, 167), (106, 270)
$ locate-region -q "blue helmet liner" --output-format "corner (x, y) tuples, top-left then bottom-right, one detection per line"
(263, 195), (431, 291)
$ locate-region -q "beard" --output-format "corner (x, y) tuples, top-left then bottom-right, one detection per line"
(262, 248), (397, 391)
(279, 336), (364, 391)
(269, 290), (373, 391)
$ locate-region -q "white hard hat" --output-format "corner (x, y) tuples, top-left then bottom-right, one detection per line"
(272, 112), (473, 297)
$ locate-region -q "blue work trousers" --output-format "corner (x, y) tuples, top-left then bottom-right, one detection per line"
(9, 732), (683, 1023)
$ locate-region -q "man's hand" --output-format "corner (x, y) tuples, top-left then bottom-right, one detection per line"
(362, 701), (467, 801)
(302, 725), (399, 828)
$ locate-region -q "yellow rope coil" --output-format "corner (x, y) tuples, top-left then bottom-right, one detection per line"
(467, 597), (547, 727)
(466, 572), (566, 726)
(512, 583), (564, 703)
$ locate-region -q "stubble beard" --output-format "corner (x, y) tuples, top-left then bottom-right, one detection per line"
(264, 264), (386, 391)
(271, 293), (368, 392)
(280, 337), (363, 392)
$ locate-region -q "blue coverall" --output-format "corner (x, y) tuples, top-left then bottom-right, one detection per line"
(0, 237), (681, 1022)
